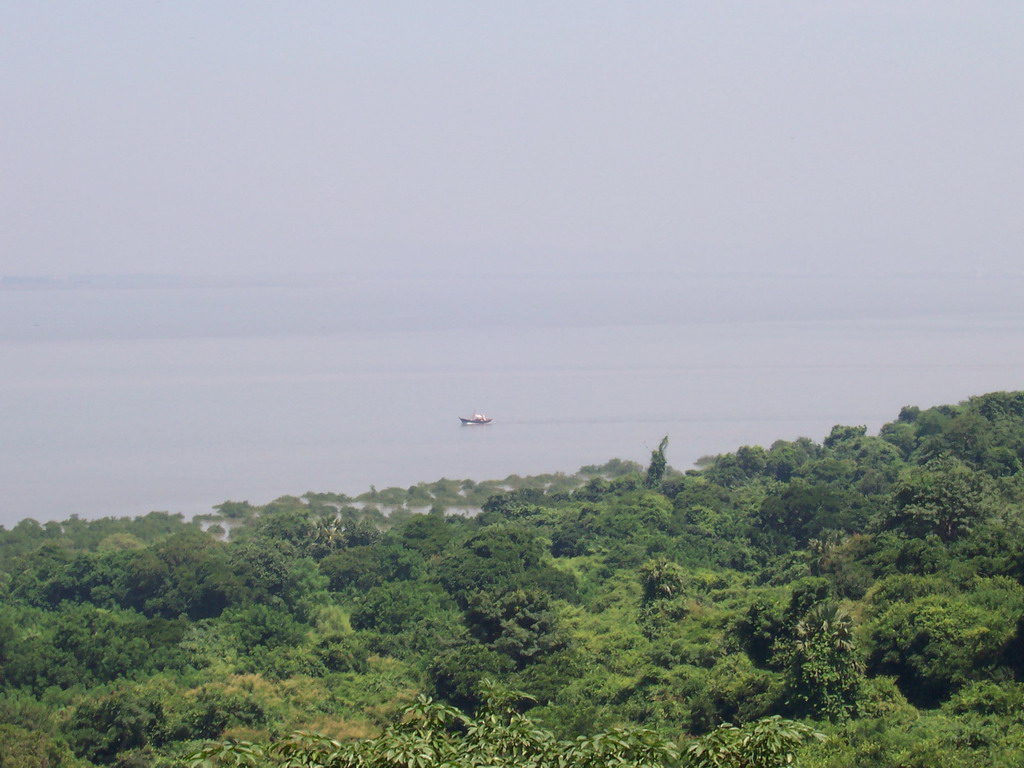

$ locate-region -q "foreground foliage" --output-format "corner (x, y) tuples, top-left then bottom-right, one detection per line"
(187, 685), (821, 768)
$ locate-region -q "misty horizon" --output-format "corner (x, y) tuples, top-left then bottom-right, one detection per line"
(4, 3), (1022, 280)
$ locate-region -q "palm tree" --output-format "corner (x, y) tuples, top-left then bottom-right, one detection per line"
(786, 601), (863, 720)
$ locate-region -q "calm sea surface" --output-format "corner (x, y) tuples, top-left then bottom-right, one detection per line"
(2, 273), (1023, 526)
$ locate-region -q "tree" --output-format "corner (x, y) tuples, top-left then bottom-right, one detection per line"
(0, 724), (78, 768)
(220, 604), (305, 653)
(124, 530), (237, 619)
(428, 644), (516, 711)
(782, 602), (863, 720)
(464, 588), (567, 668)
(350, 581), (458, 636)
(866, 591), (1020, 707)
(48, 604), (164, 686)
(639, 558), (687, 603)
(887, 455), (995, 542)
(66, 686), (166, 765)
(757, 481), (863, 547)
(764, 438), (822, 482)
(645, 436), (669, 489)
(437, 525), (576, 605)
(823, 424), (867, 449)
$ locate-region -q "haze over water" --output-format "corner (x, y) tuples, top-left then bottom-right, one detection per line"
(4, 5), (1023, 526)
(2, 271), (1022, 527)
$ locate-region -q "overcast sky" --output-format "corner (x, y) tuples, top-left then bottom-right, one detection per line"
(3, 1), (1022, 278)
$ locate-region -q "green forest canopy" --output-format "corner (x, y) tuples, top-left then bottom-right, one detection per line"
(3, 391), (1024, 767)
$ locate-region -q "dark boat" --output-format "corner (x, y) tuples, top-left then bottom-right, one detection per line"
(460, 413), (492, 425)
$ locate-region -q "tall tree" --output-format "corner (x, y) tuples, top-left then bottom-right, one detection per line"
(645, 436), (669, 489)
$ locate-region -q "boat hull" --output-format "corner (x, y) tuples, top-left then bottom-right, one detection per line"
(460, 417), (492, 425)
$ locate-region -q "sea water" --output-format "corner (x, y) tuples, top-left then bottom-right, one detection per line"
(2, 272), (1023, 526)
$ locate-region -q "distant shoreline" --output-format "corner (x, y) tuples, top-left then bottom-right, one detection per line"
(5, 269), (1024, 292)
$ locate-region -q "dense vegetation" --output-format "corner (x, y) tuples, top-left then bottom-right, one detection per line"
(3, 391), (1024, 767)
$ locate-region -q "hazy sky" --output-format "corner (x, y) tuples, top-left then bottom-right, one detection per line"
(3, 1), (1022, 278)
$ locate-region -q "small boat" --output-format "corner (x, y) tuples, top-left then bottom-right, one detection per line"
(460, 413), (493, 425)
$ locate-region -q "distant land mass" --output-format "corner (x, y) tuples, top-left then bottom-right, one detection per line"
(5, 268), (1024, 291)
